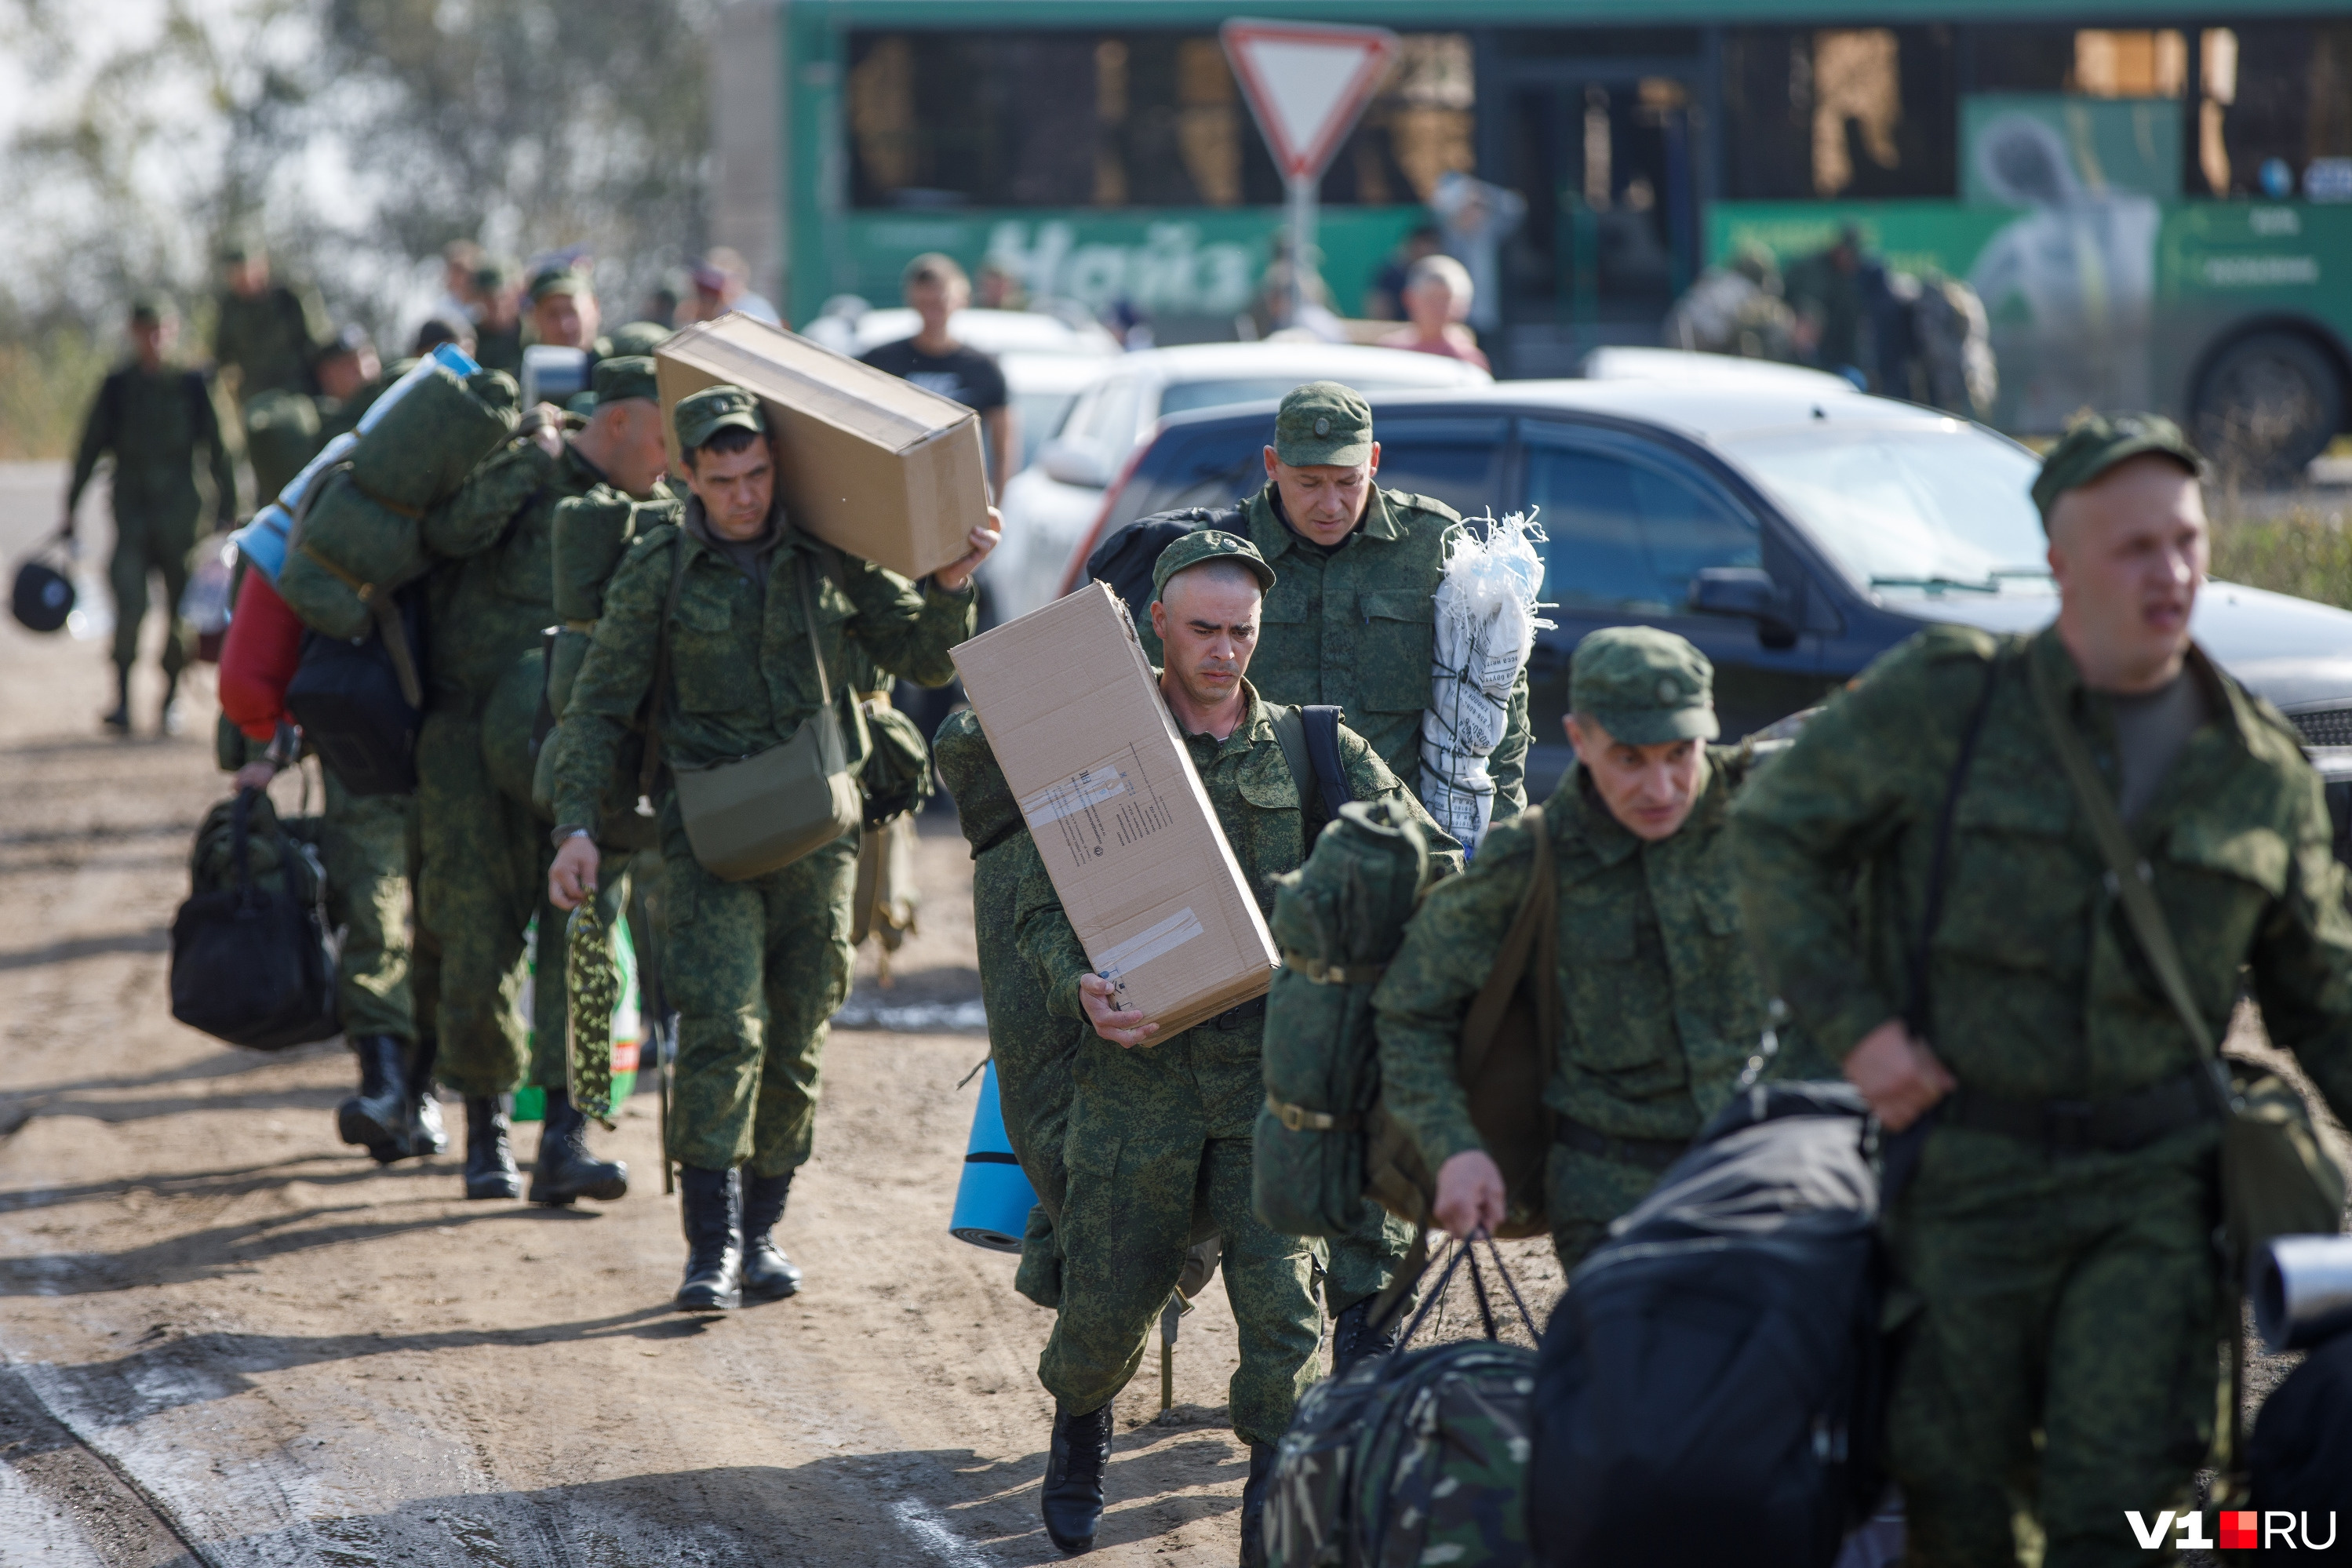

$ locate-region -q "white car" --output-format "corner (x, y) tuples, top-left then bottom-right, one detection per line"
(990, 341), (1494, 620)
(1577, 345), (1860, 395)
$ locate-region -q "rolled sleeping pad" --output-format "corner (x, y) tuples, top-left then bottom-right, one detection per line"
(2256, 1234), (2352, 1351)
(217, 569), (308, 740)
(950, 1060), (1037, 1253)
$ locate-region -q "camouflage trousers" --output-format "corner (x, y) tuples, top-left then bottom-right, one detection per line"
(316, 773), (414, 1042)
(1040, 1020), (1323, 1446)
(416, 702), (566, 1097)
(1887, 1123), (2221, 1568)
(1545, 1142), (1676, 1270)
(108, 504), (196, 681)
(659, 817), (857, 1177)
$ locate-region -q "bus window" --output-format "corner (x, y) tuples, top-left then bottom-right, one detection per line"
(1721, 27), (1957, 200)
(2197, 23), (2352, 198)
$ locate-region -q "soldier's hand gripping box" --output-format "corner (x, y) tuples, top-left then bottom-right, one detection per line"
(653, 313), (989, 581)
(952, 582), (1279, 1038)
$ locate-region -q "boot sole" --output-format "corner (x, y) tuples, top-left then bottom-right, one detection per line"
(742, 1272), (801, 1301)
(337, 1102), (404, 1155)
(674, 1291), (740, 1313)
(526, 1173), (628, 1206)
(465, 1178), (522, 1200)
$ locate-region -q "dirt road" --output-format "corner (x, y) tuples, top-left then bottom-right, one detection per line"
(0, 463), (1567, 1567)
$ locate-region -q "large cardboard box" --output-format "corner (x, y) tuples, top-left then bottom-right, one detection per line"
(953, 583), (1278, 1037)
(654, 313), (988, 581)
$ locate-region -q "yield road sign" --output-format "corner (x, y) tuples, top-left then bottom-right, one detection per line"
(1218, 20), (1400, 184)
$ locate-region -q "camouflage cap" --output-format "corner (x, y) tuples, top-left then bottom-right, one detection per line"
(1570, 626), (1719, 746)
(2030, 413), (2203, 526)
(672, 384), (766, 453)
(1152, 529), (1276, 602)
(128, 293), (175, 326)
(1273, 381), (1375, 467)
(592, 355), (657, 406)
(607, 320), (675, 358)
(529, 266), (592, 304)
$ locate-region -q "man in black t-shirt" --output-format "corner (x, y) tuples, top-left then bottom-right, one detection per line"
(860, 253), (1014, 497)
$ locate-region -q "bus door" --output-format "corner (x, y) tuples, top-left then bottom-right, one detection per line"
(1491, 65), (1703, 357)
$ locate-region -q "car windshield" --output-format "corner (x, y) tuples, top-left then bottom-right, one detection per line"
(1156, 374), (1451, 419)
(1715, 424), (2051, 594)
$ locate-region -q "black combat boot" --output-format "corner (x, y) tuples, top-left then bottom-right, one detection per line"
(1040, 1402), (1113, 1554)
(1237, 1441), (1276, 1567)
(675, 1165), (742, 1312)
(402, 1035), (447, 1159)
(1330, 1297), (1402, 1377)
(337, 1035), (409, 1161)
(527, 1087), (629, 1206)
(100, 670), (132, 736)
(740, 1170), (803, 1299)
(463, 1096), (521, 1200)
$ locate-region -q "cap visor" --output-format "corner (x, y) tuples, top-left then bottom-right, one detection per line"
(1275, 438), (1374, 468)
(1589, 705), (1720, 746)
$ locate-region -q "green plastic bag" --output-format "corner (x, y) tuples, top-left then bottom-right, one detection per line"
(1252, 799), (1436, 1239)
(512, 906), (643, 1124)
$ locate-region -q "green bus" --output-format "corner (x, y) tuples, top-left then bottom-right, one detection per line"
(719, 1), (2352, 467)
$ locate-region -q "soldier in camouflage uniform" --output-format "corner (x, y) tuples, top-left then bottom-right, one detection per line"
(1016, 530), (1458, 1565)
(419, 356), (669, 1205)
(1376, 628), (1828, 1268)
(1118, 383), (1533, 1366)
(549, 384), (993, 1313)
(1732, 416), (2352, 1566)
(212, 242), (332, 404)
(62, 297), (238, 736)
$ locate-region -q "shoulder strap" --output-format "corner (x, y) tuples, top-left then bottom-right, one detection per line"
(1269, 704), (1313, 814)
(2026, 649), (2218, 1063)
(1458, 810), (1558, 1088)
(1300, 705), (1348, 821)
(636, 533), (691, 803)
(1906, 649), (2006, 1035)
(794, 550), (835, 708)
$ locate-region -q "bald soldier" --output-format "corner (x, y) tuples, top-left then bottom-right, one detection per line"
(1017, 530), (1458, 1564)
(1734, 415), (2352, 1564)
(1377, 628), (1829, 1267)
(1101, 380), (1535, 1366)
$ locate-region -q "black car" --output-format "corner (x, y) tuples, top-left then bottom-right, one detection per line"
(1061, 377), (2352, 839)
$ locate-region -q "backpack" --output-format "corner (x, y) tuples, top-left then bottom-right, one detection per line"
(1268, 1238), (1543, 1568)
(1085, 507), (1236, 621)
(1256, 795), (1560, 1243)
(1527, 1081), (1888, 1568)
(283, 584), (428, 797)
(169, 789), (340, 1051)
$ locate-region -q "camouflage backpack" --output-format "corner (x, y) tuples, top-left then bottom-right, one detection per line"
(1267, 1239), (1540, 1568)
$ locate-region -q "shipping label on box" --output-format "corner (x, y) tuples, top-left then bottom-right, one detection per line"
(953, 583), (1277, 1037)
(654, 312), (988, 581)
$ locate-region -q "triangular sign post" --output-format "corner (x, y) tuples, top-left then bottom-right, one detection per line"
(1221, 19), (1399, 326)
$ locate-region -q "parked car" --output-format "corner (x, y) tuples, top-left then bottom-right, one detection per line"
(1065, 380), (2352, 824)
(991, 342), (1492, 620)
(1578, 345), (1859, 396)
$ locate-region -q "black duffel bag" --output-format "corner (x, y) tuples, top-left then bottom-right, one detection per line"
(1530, 1081), (1888, 1568)
(285, 583), (427, 797)
(169, 788), (340, 1051)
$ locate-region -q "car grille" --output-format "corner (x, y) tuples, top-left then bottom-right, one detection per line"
(2290, 705), (2352, 748)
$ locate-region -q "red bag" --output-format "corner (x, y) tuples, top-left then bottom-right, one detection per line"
(217, 570), (305, 740)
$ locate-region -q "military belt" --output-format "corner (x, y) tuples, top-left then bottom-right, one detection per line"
(1280, 949), (1387, 987)
(1942, 1064), (2215, 1157)
(1554, 1119), (1689, 1171)
(1206, 997), (1268, 1031)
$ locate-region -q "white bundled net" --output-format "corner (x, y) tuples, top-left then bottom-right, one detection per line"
(1419, 510), (1552, 858)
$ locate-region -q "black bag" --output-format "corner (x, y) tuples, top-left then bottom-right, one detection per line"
(2251, 1329), (2352, 1512)
(1529, 1082), (1888, 1568)
(284, 584), (427, 797)
(169, 789), (340, 1051)
(1083, 507), (1232, 620)
(10, 548), (74, 634)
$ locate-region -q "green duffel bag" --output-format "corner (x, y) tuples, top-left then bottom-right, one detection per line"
(276, 467), (431, 641)
(482, 644), (548, 817)
(1253, 798), (1439, 1240)
(531, 628), (661, 853)
(242, 387), (321, 503)
(553, 492), (679, 624)
(348, 363), (520, 511)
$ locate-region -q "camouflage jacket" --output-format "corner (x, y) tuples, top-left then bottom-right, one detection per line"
(549, 500), (973, 835)
(1016, 679), (1462, 1028)
(1134, 483), (1531, 816)
(1375, 748), (1822, 1165)
(66, 363), (237, 526)
(1731, 624), (2352, 1125)
(213, 283), (331, 401)
(421, 432), (607, 701)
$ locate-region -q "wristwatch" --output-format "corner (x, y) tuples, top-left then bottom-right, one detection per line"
(550, 825), (594, 849)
